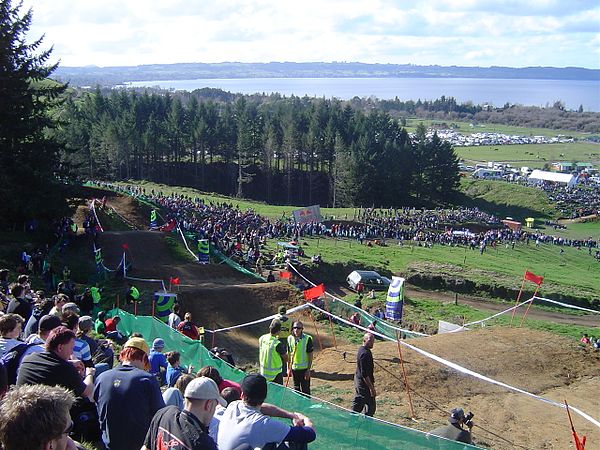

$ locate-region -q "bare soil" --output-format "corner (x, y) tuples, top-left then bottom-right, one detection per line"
(83, 189), (600, 449)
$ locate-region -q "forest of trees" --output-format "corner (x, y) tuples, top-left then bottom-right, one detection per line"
(58, 88), (460, 207)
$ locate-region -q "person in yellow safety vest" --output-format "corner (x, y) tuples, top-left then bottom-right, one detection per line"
(127, 284), (140, 304)
(258, 320), (288, 385)
(287, 320), (313, 396)
(275, 305), (291, 346)
(62, 265), (71, 281)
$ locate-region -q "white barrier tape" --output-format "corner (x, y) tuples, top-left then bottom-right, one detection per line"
(306, 302), (600, 430)
(207, 304), (310, 333)
(177, 224), (200, 261)
(452, 298), (535, 331)
(122, 254), (167, 292)
(109, 205), (137, 229)
(533, 296), (600, 314)
(89, 199), (104, 232)
(288, 263), (426, 337)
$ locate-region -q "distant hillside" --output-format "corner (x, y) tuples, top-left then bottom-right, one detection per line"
(54, 62), (599, 86)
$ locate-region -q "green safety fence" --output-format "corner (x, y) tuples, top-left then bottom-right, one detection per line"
(113, 308), (481, 449)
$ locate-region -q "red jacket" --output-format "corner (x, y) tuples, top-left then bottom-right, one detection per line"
(177, 320), (199, 340)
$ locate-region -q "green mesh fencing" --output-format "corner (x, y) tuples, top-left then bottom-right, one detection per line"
(324, 297), (424, 340)
(113, 309), (481, 449)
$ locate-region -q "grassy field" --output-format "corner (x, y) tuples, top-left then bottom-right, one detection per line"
(455, 142), (600, 168)
(404, 118), (593, 139)
(268, 235), (600, 303)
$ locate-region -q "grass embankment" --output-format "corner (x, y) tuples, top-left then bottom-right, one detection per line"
(454, 142), (600, 168)
(268, 235), (600, 305)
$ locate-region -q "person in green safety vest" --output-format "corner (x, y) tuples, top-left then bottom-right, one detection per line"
(90, 286), (102, 305)
(275, 305), (291, 346)
(287, 320), (313, 396)
(126, 284), (140, 304)
(258, 320), (288, 385)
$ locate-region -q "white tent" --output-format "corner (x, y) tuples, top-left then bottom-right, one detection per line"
(528, 169), (577, 187)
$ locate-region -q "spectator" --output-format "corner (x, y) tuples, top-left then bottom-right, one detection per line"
(0, 384), (78, 450)
(149, 338), (168, 385)
(197, 365), (242, 395)
(209, 346), (236, 367)
(22, 314), (62, 358)
(163, 373), (195, 409)
(143, 376), (224, 450)
(104, 315), (126, 344)
(217, 373), (316, 450)
(95, 310), (107, 335)
(49, 293), (69, 316)
(94, 337), (165, 450)
(168, 303), (182, 329)
(351, 333), (377, 417)
(76, 288), (94, 316)
(6, 284), (32, 322)
(23, 296), (53, 338)
(275, 305), (291, 346)
(166, 351), (187, 387)
(209, 386), (241, 442)
(428, 407), (474, 444)
(17, 326), (97, 441)
(258, 319), (288, 384)
(178, 312), (200, 340)
(580, 333), (591, 345)
(0, 314), (24, 357)
(62, 312), (93, 368)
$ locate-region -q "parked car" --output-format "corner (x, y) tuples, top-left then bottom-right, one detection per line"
(347, 270), (391, 291)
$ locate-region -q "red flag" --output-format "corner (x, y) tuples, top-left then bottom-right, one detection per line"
(279, 271), (291, 279)
(524, 270), (543, 286)
(170, 277), (180, 285)
(304, 283), (325, 300)
(122, 243), (129, 250)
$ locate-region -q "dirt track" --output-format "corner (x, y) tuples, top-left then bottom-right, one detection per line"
(93, 191), (600, 449)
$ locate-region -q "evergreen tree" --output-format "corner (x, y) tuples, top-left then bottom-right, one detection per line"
(0, 0), (68, 227)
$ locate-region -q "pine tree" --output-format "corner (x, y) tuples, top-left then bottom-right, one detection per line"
(0, 0), (68, 227)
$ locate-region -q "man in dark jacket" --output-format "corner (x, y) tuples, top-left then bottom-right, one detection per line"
(351, 333), (376, 416)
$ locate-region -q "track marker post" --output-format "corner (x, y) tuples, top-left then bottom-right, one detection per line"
(396, 331), (416, 420)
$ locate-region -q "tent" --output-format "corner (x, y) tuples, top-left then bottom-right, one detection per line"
(528, 170), (577, 187)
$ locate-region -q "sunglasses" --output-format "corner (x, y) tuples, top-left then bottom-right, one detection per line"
(292, 326), (303, 330)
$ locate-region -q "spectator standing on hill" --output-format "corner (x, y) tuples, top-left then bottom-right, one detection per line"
(178, 312), (200, 340)
(143, 376), (224, 450)
(94, 337), (165, 450)
(287, 320), (313, 396)
(95, 311), (107, 335)
(6, 284), (32, 322)
(163, 373), (195, 409)
(0, 314), (24, 357)
(23, 296), (53, 337)
(49, 293), (68, 316)
(166, 351), (187, 387)
(0, 384), (79, 450)
(217, 373), (316, 450)
(149, 338), (168, 385)
(168, 303), (182, 329)
(259, 320), (288, 385)
(352, 333), (377, 417)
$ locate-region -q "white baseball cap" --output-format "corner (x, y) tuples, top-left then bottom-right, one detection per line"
(184, 377), (226, 406)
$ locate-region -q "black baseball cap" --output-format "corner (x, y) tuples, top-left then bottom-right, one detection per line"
(39, 315), (62, 333)
(241, 373), (268, 403)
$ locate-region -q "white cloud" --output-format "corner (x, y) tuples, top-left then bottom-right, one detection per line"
(18, 0), (600, 68)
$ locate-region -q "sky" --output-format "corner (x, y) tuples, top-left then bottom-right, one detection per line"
(19, 0), (600, 69)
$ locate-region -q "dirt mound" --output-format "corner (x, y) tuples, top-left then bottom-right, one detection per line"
(311, 327), (600, 449)
(99, 231), (254, 285)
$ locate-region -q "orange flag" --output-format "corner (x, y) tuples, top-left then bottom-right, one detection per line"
(304, 284), (325, 300)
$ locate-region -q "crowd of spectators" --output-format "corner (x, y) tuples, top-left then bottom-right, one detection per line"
(0, 260), (317, 449)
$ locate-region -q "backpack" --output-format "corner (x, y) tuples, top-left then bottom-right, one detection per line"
(0, 342), (38, 385)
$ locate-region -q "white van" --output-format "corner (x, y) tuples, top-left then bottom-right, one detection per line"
(472, 168), (503, 180)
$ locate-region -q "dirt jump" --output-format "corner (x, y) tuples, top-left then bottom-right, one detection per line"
(92, 191), (599, 449)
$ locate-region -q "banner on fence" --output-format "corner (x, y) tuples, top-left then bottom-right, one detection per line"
(154, 292), (177, 322)
(385, 276), (404, 321)
(292, 205), (322, 224)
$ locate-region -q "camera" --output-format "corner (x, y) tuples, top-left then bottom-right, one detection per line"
(464, 411), (475, 428)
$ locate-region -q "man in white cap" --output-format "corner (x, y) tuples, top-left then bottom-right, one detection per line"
(143, 376), (225, 450)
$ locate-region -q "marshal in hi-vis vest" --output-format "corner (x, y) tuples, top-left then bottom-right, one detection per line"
(259, 334), (283, 381)
(287, 334), (312, 370)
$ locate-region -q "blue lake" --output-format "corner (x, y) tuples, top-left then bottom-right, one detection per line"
(126, 77), (600, 112)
